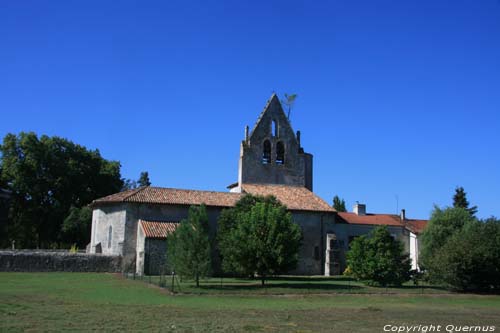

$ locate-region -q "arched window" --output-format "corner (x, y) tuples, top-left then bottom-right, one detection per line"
(108, 226), (112, 249)
(276, 141), (285, 164)
(262, 140), (271, 164)
(272, 120), (278, 137)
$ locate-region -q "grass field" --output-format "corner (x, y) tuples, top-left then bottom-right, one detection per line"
(127, 274), (452, 295)
(1, 273), (499, 332)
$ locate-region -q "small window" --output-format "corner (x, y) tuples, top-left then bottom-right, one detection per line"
(108, 226), (112, 249)
(272, 120), (278, 137)
(276, 141), (285, 164)
(262, 140), (271, 164)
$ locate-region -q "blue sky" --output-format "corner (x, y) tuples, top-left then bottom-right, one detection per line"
(1, 0), (499, 219)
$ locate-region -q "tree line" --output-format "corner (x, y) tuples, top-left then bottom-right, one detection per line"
(0, 132), (151, 249)
(169, 187), (499, 292)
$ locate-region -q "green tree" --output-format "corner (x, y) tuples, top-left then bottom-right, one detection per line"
(167, 205), (211, 287)
(0, 132), (124, 248)
(429, 218), (500, 291)
(138, 171), (151, 187)
(218, 195), (302, 286)
(453, 186), (477, 217)
(122, 171), (151, 190)
(347, 226), (411, 286)
(61, 206), (92, 248)
(332, 195), (347, 212)
(420, 206), (475, 271)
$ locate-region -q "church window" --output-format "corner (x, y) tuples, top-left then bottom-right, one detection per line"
(108, 226), (112, 249)
(262, 140), (271, 164)
(276, 141), (285, 164)
(272, 120), (278, 137)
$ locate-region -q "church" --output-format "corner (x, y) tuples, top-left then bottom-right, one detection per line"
(89, 94), (427, 276)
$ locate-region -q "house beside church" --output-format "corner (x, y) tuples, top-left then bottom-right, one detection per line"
(89, 94), (427, 275)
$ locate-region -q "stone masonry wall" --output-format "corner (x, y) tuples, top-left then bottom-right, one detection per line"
(0, 250), (122, 272)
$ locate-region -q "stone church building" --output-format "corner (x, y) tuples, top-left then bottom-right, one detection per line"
(89, 94), (427, 275)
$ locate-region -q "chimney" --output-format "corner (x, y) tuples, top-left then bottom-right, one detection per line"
(296, 130), (301, 146)
(353, 202), (366, 216)
(400, 209), (406, 221)
(245, 125), (249, 142)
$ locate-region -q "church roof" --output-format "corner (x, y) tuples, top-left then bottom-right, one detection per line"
(337, 212), (428, 234)
(139, 220), (179, 239)
(241, 184), (335, 212)
(91, 184), (335, 213)
(92, 186), (241, 208)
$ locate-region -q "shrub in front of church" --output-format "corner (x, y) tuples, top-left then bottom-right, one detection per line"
(424, 217), (500, 292)
(166, 205), (211, 287)
(347, 226), (411, 287)
(217, 195), (302, 286)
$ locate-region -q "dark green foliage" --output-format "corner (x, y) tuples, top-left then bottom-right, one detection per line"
(429, 218), (500, 291)
(421, 205), (500, 291)
(167, 205), (211, 287)
(122, 171), (151, 190)
(61, 206), (92, 248)
(347, 226), (411, 286)
(420, 206), (475, 270)
(453, 186), (477, 217)
(0, 132), (124, 248)
(138, 171), (151, 187)
(332, 195), (346, 212)
(218, 195), (302, 286)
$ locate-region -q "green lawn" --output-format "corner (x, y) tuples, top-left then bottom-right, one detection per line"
(129, 274), (451, 295)
(1, 273), (499, 332)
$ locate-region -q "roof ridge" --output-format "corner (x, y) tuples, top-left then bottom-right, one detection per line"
(123, 186), (148, 202)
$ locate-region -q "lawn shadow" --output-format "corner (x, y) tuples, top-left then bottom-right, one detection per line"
(196, 280), (362, 292)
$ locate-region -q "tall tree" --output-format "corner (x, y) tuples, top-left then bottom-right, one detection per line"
(0, 132), (124, 248)
(452, 186), (477, 217)
(429, 217), (500, 291)
(281, 93), (298, 120)
(347, 226), (411, 286)
(167, 205), (211, 287)
(138, 171), (151, 187)
(332, 195), (347, 212)
(420, 206), (475, 272)
(218, 195), (302, 286)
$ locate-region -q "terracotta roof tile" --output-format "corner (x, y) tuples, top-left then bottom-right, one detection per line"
(405, 219), (428, 234)
(338, 212), (428, 234)
(139, 220), (179, 238)
(241, 184), (335, 213)
(92, 186), (242, 208)
(92, 184), (335, 213)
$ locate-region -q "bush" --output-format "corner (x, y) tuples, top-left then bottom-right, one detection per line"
(420, 206), (475, 270)
(347, 226), (411, 287)
(429, 218), (500, 291)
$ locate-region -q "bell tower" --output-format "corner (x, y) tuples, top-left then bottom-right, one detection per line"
(230, 94), (313, 192)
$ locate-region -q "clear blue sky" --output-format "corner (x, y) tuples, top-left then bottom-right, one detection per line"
(1, 0), (499, 219)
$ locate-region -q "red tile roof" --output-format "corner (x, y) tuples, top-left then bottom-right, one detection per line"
(139, 220), (179, 239)
(92, 186), (242, 208)
(241, 184), (335, 213)
(337, 212), (427, 234)
(92, 185), (335, 213)
(405, 219), (428, 234)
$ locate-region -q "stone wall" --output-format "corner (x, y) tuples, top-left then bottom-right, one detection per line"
(0, 250), (122, 272)
(238, 95), (313, 190)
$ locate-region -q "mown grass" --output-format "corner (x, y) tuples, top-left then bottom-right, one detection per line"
(1, 273), (499, 332)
